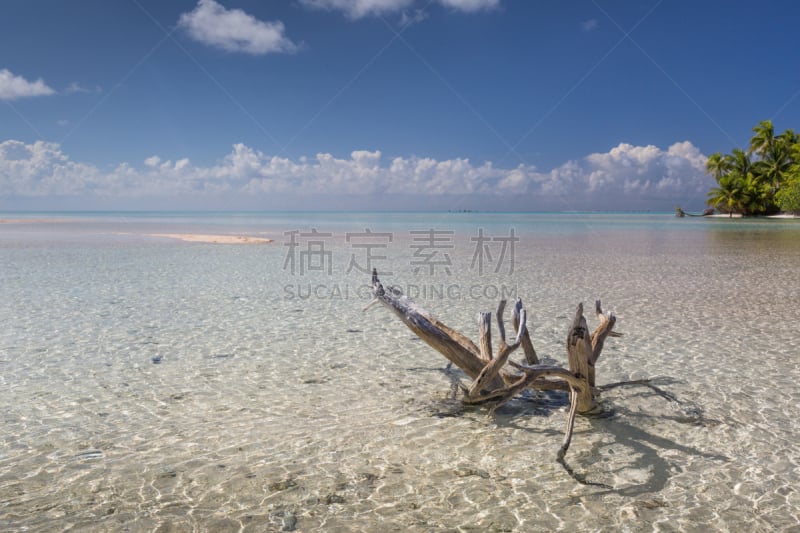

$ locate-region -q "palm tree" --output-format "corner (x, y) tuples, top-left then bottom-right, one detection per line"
(705, 151), (729, 181)
(706, 150), (753, 215)
(705, 120), (800, 216)
(707, 173), (745, 216)
(754, 128), (797, 213)
(789, 134), (800, 162)
(783, 140), (800, 213)
(728, 148), (752, 177)
(778, 128), (797, 146)
(756, 140), (791, 191)
(749, 119), (775, 157)
(740, 171), (771, 215)
(777, 178), (800, 214)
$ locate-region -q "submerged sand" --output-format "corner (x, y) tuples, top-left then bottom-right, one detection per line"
(4, 213), (800, 531)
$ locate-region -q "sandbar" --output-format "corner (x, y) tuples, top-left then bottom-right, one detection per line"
(0, 218), (71, 224)
(145, 233), (273, 244)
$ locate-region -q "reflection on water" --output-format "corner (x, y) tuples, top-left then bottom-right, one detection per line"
(1, 213), (800, 531)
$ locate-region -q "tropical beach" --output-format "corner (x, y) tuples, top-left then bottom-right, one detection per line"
(3, 1), (800, 532)
(2, 212), (800, 532)
(697, 120), (800, 218)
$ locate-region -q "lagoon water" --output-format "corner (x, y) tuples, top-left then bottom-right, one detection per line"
(2, 212), (800, 532)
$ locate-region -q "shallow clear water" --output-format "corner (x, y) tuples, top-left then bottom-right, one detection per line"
(1, 213), (800, 532)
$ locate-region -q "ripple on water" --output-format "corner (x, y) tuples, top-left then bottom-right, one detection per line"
(2, 217), (800, 531)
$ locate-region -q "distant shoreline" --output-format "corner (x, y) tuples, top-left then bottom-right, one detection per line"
(693, 213), (799, 219)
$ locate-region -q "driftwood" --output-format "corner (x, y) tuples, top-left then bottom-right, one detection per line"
(676, 206), (716, 217)
(367, 269), (625, 459)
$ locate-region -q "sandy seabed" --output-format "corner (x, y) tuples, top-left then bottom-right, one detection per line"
(3, 213), (800, 531)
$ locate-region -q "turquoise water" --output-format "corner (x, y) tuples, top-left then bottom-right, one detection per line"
(1, 212), (800, 531)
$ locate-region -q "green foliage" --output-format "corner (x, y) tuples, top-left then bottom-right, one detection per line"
(706, 119), (799, 215)
(776, 177), (800, 214)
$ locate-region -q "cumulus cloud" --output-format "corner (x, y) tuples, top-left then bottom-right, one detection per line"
(0, 140), (99, 196)
(301, 0), (498, 18)
(178, 0), (298, 54)
(0, 139), (708, 208)
(522, 141), (709, 206)
(0, 69), (55, 100)
(437, 0), (500, 12)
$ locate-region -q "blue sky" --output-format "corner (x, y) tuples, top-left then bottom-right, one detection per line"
(1, 0), (799, 211)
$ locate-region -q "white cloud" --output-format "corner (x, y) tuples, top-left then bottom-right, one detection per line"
(300, 0), (414, 18)
(178, 0), (298, 54)
(300, 0), (498, 18)
(0, 139), (708, 208)
(399, 8), (428, 27)
(65, 82), (89, 94)
(545, 141), (709, 199)
(65, 82), (101, 94)
(581, 19), (598, 31)
(0, 140), (98, 196)
(0, 69), (55, 100)
(437, 0), (500, 12)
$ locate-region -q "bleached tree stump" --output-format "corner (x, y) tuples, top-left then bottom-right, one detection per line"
(366, 270), (622, 459)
